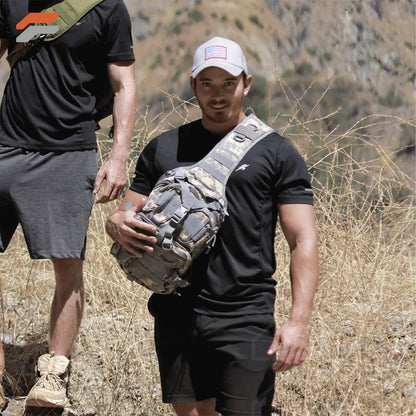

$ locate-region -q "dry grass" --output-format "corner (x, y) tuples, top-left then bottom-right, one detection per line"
(0, 88), (414, 415)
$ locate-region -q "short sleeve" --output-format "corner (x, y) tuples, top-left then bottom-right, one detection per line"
(102, 0), (135, 62)
(129, 139), (159, 196)
(274, 138), (314, 205)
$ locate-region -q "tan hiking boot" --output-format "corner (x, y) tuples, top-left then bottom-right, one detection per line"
(25, 353), (70, 408)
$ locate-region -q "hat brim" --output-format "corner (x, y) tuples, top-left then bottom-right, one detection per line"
(191, 60), (246, 78)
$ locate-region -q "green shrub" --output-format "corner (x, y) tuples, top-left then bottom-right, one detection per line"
(169, 23), (182, 35)
(249, 15), (264, 28)
(378, 88), (403, 107)
(235, 19), (244, 30)
(150, 54), (162, 70)
(188, 9), (204, 23)
(404, 41), (413, 50)
(295, 61), (314, 76)
(323, 51), (332, 61)
(246, 47), (261, 63)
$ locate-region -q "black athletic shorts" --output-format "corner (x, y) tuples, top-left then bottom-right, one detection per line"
(149, 294), (276, 416)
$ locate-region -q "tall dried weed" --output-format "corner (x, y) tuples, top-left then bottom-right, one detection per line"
(0, 85), (414, 415)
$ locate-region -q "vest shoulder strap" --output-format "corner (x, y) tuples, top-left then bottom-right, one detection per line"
(43, 0), (104, 42)
(184, 114), (275, 210)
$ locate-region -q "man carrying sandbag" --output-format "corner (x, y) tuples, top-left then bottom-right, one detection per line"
(106, 37), (319, 416)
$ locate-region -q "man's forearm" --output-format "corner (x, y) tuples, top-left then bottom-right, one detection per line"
(93, 62), (136, 203)
(111, 79), (136, 162)
(288, 238), (319, 324)
(107, 61), (136, 162)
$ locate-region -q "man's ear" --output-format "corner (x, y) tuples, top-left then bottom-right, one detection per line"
(243, 75), (253, 97)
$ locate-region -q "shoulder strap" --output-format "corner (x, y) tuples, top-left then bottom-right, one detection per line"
(7, 0), (104, 67)
(183, 114), (275, 211)
(198, 114), (274, 183)
(42, 0), (104, 42)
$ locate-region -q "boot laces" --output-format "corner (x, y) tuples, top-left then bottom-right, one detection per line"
(32, 372), (65, 392)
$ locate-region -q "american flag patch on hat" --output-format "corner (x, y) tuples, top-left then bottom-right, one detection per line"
(205, 45), (227, 60)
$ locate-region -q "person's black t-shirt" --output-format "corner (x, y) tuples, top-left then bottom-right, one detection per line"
(0, 0), (135, 151)
(131, 119), (314, 317)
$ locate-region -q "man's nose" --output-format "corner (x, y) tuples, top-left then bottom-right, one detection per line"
(211, 86), (225, 97)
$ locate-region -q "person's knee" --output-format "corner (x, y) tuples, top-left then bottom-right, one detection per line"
(52, 259), (84, 292)
(172, 398), (218, 416)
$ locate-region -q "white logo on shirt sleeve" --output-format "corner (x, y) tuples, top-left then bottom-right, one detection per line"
(235, 164), (250, 172)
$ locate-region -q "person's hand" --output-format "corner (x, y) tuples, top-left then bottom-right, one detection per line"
(267, 320), (310, 372)
(94, 157), (126, 203)
(106, 202), (157, 257)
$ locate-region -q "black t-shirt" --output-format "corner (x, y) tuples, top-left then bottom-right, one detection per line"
(0, 0), (134, 151)
(131, 119), (314, 317)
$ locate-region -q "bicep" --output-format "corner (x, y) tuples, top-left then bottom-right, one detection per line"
(278, 204), (317, 250)
(107, 61), (135, 92)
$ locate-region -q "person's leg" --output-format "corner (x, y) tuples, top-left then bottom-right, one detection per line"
(25, 258), (84, 408)
(149, 293), (218, 413)
(49, 258), (85, 357)
(0, 146), (26, 409)
(194, 314), (276, 416)
(172, 398), (219, 416)
(18, 149), (96, 408)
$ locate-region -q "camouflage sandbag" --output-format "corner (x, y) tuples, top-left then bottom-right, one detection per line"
(111, 114), (273, 294)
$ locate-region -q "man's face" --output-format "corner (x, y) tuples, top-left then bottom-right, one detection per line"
(191, 67), (252, 134)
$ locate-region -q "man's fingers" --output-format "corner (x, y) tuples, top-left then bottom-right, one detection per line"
(273, 347), (288, 372)
(124, 240), (154, 257)
(93, 172), (104, 194)
(95, 180), (112, 203)
(106, 185), (123, 202)
(127, 216), (157, 236)
(273, 346), (306, 372)
(267, 334), (280, 355)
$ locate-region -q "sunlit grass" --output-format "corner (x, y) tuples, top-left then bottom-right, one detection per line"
(0, 87), (414, 415)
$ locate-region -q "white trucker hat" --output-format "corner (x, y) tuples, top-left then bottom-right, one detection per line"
(191, 36), (248, 78)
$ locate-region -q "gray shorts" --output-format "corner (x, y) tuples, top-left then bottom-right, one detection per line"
(0, 145), (97, 259)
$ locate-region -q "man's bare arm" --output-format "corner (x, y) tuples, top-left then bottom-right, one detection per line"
(94, 60), (136, 203)
(268, 203), (319, 372)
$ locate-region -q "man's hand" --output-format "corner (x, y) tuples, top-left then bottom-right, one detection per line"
(94, 157), (126, 203)
(267, 320), (310, 372)
(106, 201), (157, 257)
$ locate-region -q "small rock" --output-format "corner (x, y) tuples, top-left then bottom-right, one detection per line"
(344, 326), (356, 337)
(403, 386), (416, 397)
